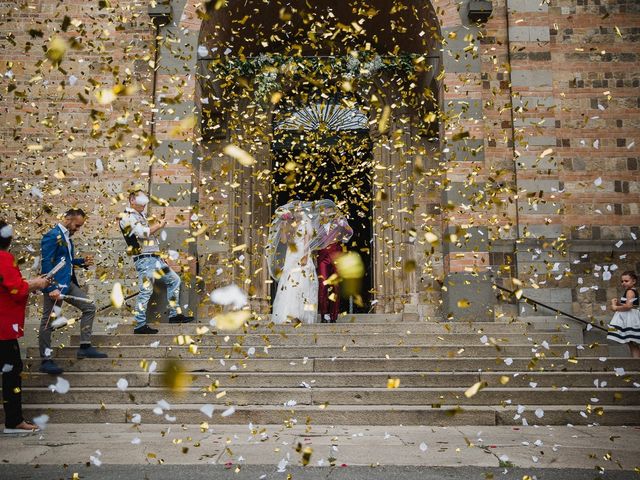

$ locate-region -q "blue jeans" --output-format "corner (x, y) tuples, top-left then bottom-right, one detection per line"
(134, 256), (181, 327)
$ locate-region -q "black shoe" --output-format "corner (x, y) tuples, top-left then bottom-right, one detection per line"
(169, 314), (194, 324)
(77, 346), (108, 359)
(39, 360), (64, 375)
(134, 324), (159, 334)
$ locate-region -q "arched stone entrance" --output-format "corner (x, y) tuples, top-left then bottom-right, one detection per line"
(194, 0), (442, 315)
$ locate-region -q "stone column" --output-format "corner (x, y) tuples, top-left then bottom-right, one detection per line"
(147, 0), (200, 319)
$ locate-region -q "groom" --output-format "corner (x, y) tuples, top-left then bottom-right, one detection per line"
(39, 208), (107, 375)
(316, 213), (353, 323)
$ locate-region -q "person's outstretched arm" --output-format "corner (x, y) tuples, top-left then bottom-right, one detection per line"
(611, 289), (637, 312)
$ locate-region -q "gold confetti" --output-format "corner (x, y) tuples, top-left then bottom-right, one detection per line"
(387, 378), (401, 389)
(301, 446), (313, 466)
(378, 105), (391, 133)
(425, 232), (439, 245)
(457, 299), (471, 308)
(46, 36), (68, 66)
(335, 252), (364, 279)
(223, 144), (256, 166)
(95, 88), (117, 105)
(213, 311), (251, 331)
(464, 381), (487, 398)
(110, 282), (124, 308)
(539, 148), (553, 158)
(169, 115), (197, 138)
(160, 359), (190, 392)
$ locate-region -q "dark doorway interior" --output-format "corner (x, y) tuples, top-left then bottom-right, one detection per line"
(270, 129), (373, 313)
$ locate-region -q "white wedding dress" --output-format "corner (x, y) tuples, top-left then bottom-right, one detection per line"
(271, 213), (318, 324)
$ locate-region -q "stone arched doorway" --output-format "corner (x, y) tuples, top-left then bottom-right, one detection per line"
(193, 0), (444, 315)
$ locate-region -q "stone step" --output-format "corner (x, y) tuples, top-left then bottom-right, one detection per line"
(6, 404), (639, 426)
(108, 321), (532, 335)
(73, 332), (571, 347)
(19, 387), (640, 406)
(24, 357), (640, 374)
(517, 316), (590, 328)
(21, 371), (639, 389)
(29, 344), (609, 359)
(102, 313), (419, 327)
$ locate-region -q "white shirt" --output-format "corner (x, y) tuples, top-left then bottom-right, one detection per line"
(57, 223), (73, 259)
(119, 207), (160, 255)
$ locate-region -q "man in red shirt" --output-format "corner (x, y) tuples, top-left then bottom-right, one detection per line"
(0, 220), (50, 434)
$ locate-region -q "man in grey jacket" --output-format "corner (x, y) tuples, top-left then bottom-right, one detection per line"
(119, 190), (193, 334)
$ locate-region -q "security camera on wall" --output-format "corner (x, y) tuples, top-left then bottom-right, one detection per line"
(467, 0), (493, 24)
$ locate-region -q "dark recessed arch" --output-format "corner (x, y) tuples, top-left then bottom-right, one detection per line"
(200, 0), (442, 57)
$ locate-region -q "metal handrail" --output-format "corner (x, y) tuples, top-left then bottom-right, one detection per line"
(493, 283), (608, 333)
(96, 293), (138, 313)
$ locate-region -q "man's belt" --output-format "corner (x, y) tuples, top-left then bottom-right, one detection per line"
(133, 253), (159, 261)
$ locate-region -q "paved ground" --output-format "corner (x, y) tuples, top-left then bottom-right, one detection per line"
(0, 464), (636, 480)
(0, 424), (638, 479)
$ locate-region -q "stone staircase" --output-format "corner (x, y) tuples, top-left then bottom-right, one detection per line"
(6, 313), (640, 426)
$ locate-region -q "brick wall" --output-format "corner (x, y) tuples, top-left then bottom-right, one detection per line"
(1, 0), (638, 323)
(0, 0), (154, 319)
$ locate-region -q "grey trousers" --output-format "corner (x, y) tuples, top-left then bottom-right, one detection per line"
(39, 282), (96, 359)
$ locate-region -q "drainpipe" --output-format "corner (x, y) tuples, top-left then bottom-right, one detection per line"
(504, 0), (521, 280)
(147, 2), (170, 192)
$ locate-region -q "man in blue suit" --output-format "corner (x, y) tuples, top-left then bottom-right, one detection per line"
(39, 209), (107, 375)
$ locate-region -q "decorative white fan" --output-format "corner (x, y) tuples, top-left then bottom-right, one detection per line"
(275, 103), (368, 131)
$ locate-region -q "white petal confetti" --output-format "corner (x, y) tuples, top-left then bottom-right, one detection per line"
(221, 406), (236, 417)
(277, 458), (288, 472)
(116, 378), (128, 391)
(89, 450), (102, 467)
(200, 404), (215, 418)
(0, 224), (13, 238)
(49, 376), (70, 394)
(32, 414), (49, 430)
(209, 284), (248, 309)
(197, 45), (209, 57)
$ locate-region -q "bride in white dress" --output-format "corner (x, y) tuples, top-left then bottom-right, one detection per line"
(267, 199), (346, 325)
(270, 207), (318, 324)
